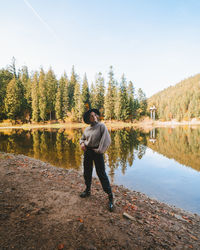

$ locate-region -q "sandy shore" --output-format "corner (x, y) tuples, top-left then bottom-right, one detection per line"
(0, 152), (200, 249)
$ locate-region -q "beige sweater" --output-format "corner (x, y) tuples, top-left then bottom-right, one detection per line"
(80, 122), (111, 154)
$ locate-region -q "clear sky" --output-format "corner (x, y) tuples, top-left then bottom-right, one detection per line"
(0, 0), (200, 97)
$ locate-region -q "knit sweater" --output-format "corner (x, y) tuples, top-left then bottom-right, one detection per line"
(80, 122), (111, 154)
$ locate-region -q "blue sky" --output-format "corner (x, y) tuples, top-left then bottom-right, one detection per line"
(0, 0), (200, 97)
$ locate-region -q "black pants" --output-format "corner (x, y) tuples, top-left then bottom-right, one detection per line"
(83, 149), (112, 194)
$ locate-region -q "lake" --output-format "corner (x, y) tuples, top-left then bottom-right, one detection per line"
(0, 126), (200, 215)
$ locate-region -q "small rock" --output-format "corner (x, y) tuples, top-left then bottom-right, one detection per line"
(123, 212), (135, 221)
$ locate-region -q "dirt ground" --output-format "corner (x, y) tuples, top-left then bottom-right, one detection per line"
(0, 152), (200, 250)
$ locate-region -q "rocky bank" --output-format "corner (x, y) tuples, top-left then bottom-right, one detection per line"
(0, 152), (200, 249)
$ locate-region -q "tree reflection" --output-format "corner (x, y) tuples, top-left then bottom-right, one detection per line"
(0, 128), (148, 174)
(106, 128), (146, 175)
(147, 127), (200, 171)
(32, 130), (40, 159)
(56, 130), (64, 162)
(0, 126), (199, 175)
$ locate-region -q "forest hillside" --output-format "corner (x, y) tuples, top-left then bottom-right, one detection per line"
(148, 74), (200, 121)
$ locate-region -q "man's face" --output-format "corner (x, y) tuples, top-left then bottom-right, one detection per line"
(89, 112), (97, 123)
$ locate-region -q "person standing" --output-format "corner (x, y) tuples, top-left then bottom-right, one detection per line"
(80, 109), (114, 212)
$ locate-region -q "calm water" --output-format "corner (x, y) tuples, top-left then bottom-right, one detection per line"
(0, 126), (200, 215)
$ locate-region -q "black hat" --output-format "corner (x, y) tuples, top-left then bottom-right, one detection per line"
(83, 109), (100, 124)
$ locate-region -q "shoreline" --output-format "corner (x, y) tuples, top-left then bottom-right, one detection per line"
(1, 152), (200, 249)
(0, 119), (200, 130)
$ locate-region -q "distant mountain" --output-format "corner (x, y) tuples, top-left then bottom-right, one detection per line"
(148, 74), (200, 121)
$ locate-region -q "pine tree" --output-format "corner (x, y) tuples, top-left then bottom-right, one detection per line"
(55, 87), (62, 120)
(137, 88), (147, 116)
(19, 65), (29, 82)
(73, 82), (84, 121)
(90, 82), (95, 108)
(31, 72), (40, 122)
(81, 73), (91, 112)
(104, 66), (117, 120)
(94, 72), (105, 115)
(115, 74), (129, 121)
(62, 73), (70, 118)
(19, 66), (32, 122)
(38, 68), (47, 121)
(127, 81), (135, 121)
(134, 98), (140, 119)
(17, 79), (26, 120)
(8, 57), (17, 78)
(0, 69), (13, 119)
(55, 74), (67, 121)
(46, 68), (58, 120)
(114, 89), (120, 120)
(5, 78), (23, 121)
(68, 66), (78, 111)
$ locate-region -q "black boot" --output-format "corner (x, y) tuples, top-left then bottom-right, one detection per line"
(108, 193), (114, 212)
(80, 188), (90, 198)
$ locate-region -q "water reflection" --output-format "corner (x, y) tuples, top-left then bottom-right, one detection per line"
(0, 127), (200, 172)
(147, 127), (200, 171)
(0, 128), (148, 171)
(149, 128), (156, 143)
(0, 129), (83, 170)
(105, 129), (147, 182)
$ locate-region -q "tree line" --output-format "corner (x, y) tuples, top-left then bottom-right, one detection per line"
(0, 58), (147, 123)
(148, 74), (200, 121)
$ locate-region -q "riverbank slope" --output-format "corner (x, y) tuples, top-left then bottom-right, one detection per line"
(0, 152), (200, 249)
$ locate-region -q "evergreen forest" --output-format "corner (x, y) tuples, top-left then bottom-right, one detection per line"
(148, 74), (200, 121)
(0, 58), (147, 124)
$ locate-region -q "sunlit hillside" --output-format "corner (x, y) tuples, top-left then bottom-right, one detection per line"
(148, 74), (200, 121)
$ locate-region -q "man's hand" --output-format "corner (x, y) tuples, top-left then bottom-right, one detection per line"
(81, 143), (86, 151)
